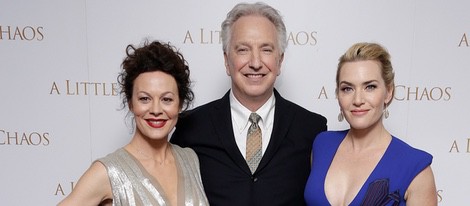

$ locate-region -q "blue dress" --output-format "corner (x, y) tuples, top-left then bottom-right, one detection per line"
(304, 130), (432, 206)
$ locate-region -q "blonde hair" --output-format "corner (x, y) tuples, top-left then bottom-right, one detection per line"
(336, 42), (395, 106)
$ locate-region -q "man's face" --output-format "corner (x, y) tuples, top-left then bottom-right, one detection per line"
(224, 15), (283, 106)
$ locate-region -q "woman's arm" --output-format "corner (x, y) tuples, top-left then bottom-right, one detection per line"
(405, 166), (438, 206)
(57, 162), (112, 206)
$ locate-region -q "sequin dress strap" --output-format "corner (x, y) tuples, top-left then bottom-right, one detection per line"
(97, 148), (167, 206)
(172, 144), (209, 206)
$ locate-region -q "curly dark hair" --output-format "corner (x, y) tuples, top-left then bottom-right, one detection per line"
(117, 40), (194, 111)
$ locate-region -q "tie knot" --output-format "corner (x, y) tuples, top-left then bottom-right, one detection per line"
(249, 113), (261, 124)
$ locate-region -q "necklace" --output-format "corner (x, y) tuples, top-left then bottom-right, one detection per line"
(131, 143), (170, 165)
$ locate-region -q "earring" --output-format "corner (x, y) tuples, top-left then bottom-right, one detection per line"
(338, 111), (344, 122)
(384, 105), (389, 119)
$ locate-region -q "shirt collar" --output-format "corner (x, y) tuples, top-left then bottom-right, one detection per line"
(230, 90), (275, 131)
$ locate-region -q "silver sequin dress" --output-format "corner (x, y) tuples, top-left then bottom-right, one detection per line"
(97, 144), (209, 206)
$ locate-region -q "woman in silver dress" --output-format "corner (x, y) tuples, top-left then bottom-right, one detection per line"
(59, 40), (208, 206)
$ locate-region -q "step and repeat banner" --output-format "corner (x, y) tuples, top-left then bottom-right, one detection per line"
(1, 0), (469, 205)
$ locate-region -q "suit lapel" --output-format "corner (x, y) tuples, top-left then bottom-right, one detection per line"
(257, 90), (294, 171)
(210, 91), (252, 174)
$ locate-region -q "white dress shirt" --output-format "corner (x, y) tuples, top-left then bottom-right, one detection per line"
(229, 90), (275, 159)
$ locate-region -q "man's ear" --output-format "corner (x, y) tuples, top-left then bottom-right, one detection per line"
(224, 52), (231, 76)
(279, 52), (284, 65)
(278, 53), (284, 76)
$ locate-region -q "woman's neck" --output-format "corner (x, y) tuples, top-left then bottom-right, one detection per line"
(346, 124), (391, 151)
(129, 135), (171, 165)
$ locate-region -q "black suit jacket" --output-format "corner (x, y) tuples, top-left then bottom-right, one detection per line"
(170, 89), (327, 206)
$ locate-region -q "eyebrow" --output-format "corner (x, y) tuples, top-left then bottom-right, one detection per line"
(260, 42), (275, 48)
(234, 42), (275, 48)
(339, 80), (379, 86)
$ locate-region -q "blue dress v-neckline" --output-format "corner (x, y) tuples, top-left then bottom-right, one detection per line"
(321, 131), (394, 205)
(305, 130), (433, 206)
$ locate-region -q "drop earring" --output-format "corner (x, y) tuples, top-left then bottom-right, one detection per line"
(338, 111), (344, 122)
(384, 105), (389, 119)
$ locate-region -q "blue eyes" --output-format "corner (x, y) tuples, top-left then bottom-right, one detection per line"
(340, 85), (377, 92)
(365, 85), (377, 90)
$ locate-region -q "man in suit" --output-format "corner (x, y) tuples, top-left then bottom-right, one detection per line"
(170, 2), (327, 205)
